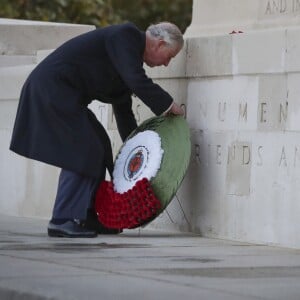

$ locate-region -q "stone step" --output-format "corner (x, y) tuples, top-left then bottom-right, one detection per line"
(148, 26), (300, 79)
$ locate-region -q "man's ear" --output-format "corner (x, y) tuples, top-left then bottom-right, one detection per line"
(156, 39), (167, 49)
(157, 39), (166, 49)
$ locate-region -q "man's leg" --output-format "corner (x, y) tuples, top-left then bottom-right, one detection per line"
(48, 169), (103, 238)
(52, 169), (101, 220)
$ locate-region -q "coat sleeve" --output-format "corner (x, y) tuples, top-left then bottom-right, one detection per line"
(112, 96), (137, 142)
(105, 24), (173, 116)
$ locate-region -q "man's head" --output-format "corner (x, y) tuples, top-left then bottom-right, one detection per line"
(143, 22), (184, 68)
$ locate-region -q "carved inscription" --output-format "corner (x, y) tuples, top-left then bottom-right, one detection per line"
(191, 96), (299, 171)
(195, 143), (300, 168)
(202, 100), (288, 124)
(264, 0), (300, 15)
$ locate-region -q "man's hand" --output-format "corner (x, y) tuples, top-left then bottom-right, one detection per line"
(165, 102), (184, 116)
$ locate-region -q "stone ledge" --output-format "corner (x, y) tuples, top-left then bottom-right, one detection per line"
(186, 0), (300, 37)
(0, 18), (95, 55)
(149, 27), (300, 80)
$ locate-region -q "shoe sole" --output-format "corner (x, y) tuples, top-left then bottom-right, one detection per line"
(48, 228), (97, 238)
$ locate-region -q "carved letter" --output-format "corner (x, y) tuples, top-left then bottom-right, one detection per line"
(280, 101), (288, 123)
(195, 144), (201, 164)
(265, 1), (272, 14)
(227, 144), (236, 164)
(216, 145), (222, 165)
(279, 146), (288, 167)
(135, 104), (141, 122)
(280, 0), (287, 12)
(257, 146), (263, 166)
(110, 107), (115, 124)
(242, 146), (251, 165)
(98, 104), (106, 122)
(294, 146), (300, 167)
(180, 104), (186, 118)
(260, 102), (267, 123)
(218, 102), (226, 122)
(239, 103), (248, 122)
(293, 0), (300, 11)
(273, 0), (279, 12)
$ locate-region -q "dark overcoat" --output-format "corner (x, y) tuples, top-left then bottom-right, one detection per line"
(10, 23), (173, 178)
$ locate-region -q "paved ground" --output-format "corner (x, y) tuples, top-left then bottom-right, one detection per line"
(0, 214), (300, 300)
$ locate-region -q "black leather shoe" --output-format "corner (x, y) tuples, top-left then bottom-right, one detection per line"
(85, 210), (122, 235)
(48, 220), (97, 238)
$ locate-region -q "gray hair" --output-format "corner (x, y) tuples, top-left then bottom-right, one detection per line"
(146, 22), (184, 49)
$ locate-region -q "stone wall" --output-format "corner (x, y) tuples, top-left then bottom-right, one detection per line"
(141, 1), (300, 249)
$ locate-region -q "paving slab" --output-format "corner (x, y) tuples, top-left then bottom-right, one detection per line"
(0, 214), (300, 300)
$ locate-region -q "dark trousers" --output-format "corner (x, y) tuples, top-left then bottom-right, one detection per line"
(52, 168), (105, 220)
(51, 109), (112, 221)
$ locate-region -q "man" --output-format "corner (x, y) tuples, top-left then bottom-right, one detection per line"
(10, 22), (184, 238)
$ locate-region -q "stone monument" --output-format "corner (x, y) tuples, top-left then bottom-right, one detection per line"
(131, 0), (300, 248)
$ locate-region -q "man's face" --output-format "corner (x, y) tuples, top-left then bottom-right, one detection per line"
(144, 40), (181, 68)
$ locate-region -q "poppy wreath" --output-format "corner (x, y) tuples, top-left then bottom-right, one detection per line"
(94, 115), (191, 229)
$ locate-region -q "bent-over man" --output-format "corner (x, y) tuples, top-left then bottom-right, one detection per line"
(10, 22), (184, 238)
